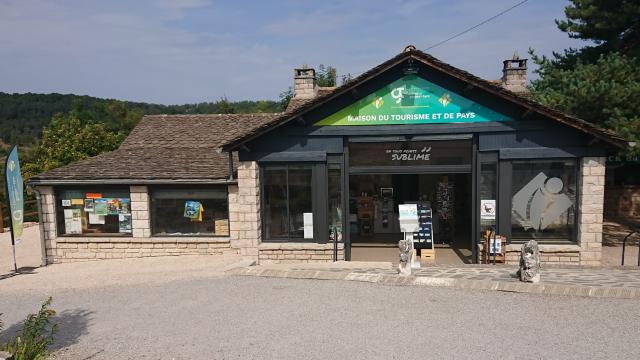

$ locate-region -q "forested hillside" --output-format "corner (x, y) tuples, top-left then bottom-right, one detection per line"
(0, 92), (282, 146)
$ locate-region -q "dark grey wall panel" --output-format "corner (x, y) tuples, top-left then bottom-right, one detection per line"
(251, 151), (326, 162)
(240, 135), (343, 161)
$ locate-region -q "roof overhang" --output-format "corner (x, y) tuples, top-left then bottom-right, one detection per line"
(221, 48), (628, 151)
(27, 178), (237, 187)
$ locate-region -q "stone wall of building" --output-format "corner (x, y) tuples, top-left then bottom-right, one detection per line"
(505, 245), (581, 266)
(578, 157), (606, 266)
(53, 238), (235, 262)
(36, 185), (236, 264)
(258, 243), (345, 263)
(37, 186), (57, 264)
(229, 161), (261, 260)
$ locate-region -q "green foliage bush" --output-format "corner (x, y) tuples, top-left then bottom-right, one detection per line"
(1, 297), (58, 360)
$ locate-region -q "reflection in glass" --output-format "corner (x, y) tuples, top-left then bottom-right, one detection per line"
(328, 164), (343, 242)
(263, 165), (313, 240)
(479, 162), (497, 229)
(511, 160), (577, 243)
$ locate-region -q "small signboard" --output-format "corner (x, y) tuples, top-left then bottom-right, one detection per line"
(398, 204), (419, 233)
(480, 199), (496, 220)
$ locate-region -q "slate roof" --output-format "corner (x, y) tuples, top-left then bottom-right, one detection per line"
(29, 114), (280, 185)
(221, 47), (627, 150)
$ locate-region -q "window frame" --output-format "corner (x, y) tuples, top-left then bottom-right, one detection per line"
(505, 158), (580, 244)
(54, 186), (132, 237)
(149, 185), (230, 238)
(260, 162), (324, 243)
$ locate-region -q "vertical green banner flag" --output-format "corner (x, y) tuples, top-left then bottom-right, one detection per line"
(5, 146), (24, 241)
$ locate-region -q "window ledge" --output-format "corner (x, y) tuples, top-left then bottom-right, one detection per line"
(259, 242), (344, 250)
(505, 244), (581, 253)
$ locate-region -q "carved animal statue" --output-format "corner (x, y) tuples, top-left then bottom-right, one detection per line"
(398, 239), (412, 276)
(517, 240), (541, 283)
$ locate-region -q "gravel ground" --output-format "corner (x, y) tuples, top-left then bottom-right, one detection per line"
(1, 275), (639, 359)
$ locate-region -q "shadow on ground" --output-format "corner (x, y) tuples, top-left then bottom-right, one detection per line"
(0, 266), (39, 281)
(0, 308), (93, 352)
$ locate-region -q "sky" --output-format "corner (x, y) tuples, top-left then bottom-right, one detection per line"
(0, 0), (590, 105)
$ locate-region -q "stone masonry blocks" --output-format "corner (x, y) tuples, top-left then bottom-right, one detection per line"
(578, 157), (605, 266)
(229, 161), (261, 260)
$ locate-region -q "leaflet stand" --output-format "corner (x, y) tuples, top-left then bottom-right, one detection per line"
(399, 204), (420, 269)
(413, 203), (435, 262)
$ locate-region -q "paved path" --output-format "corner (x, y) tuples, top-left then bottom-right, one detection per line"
(1, 264), (638, 359)
(238, 261), (640, 299)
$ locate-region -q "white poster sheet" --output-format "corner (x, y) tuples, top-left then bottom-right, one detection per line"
(480, 199), (496, 220)
(64, 209), (82, 234)
(303, 212), (313, 239)
(88, 212), (105, 225)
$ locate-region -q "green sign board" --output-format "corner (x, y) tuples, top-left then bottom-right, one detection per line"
(315, 75), (511, 126)
(5, 146), (24, 241)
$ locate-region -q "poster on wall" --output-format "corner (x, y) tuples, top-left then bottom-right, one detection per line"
(184, 201), (203, 222)
(480, 200), (496, 220)
(88, 212), (105, 225)
(86, 193), (102, 199)
(84, 199), (95, 212)
(118, 214), (132, 233)
(64, 209), (82, 234)
(61, 199), (71, 207)
(94, 199), (108, 215)
(119, 198), (131, 214)
(106, 198), (120, 215)
(71, 198), (83, 205)
(303, 213), (313, 239)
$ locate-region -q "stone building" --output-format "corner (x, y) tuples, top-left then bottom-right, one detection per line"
(28, 46), (627, 266)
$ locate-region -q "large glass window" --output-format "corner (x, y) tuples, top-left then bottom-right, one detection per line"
(511, 159), (578, 243)
(479, 162), (498, 230)
(56, 188), (131, 236)
(328, 164), (343, 243)
(263, 164), (313, 241)
(150, 187), (229, 236)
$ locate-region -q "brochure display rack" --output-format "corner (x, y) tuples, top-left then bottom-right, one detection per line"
(413, 202), (435, 261)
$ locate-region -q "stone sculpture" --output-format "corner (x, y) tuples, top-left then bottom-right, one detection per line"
(517, 240), (541, 283)
(398, 239), (412, 276)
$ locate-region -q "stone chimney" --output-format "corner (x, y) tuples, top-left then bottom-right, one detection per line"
(293, 66), (318, 99)
(501, 52), (528, 94)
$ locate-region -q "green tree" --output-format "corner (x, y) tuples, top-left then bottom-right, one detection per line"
(22, 113), (124, 178)
(278, 87), (293, 111)
(316, 64), (337, 87)
(529, 0), (640, 155)
(530, 53), (640, 154)
(215, 96), (236, 114)
(535, 0), (640, 69)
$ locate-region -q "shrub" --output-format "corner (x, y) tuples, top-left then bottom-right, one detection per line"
(2, 297), (58, 360)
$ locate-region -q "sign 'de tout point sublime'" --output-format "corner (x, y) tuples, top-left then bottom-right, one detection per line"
(315, 75), (511, 126)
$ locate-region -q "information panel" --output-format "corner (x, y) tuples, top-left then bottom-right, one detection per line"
(315, 74), (511, 126)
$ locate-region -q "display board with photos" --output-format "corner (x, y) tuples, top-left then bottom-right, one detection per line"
(55, 189), (132, 235)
